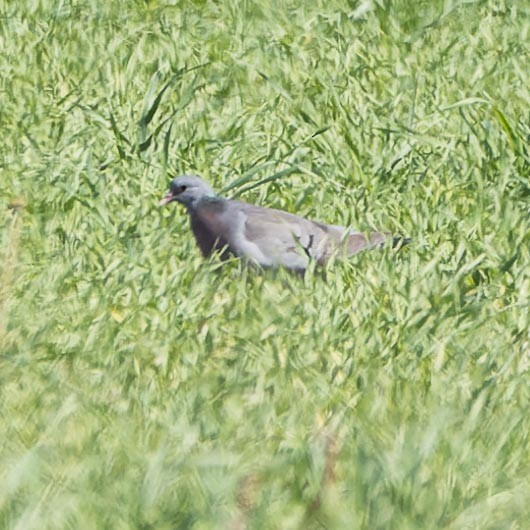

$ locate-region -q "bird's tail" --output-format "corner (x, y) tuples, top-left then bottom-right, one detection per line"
(331, 228), (411, 257)
(391, 236), (412, 248)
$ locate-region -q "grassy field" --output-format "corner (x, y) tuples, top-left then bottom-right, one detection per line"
(1, 0), (529, 528)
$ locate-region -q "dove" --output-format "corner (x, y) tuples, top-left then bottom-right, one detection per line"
(160, 175), (409, 272)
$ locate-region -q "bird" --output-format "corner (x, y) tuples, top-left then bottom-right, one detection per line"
(160, 175), (410, 272)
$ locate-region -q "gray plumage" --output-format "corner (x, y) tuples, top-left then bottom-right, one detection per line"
(160, 175), (409, 272)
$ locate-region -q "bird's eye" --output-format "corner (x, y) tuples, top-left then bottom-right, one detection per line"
(178, 185), (187, 193)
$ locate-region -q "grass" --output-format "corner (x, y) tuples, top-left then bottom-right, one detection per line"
(1, 0), (529, 528)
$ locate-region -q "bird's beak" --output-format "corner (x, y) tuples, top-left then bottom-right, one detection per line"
(159, 192), (174, 206)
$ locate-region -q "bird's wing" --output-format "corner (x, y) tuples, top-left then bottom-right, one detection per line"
(231, 203), (341, 270)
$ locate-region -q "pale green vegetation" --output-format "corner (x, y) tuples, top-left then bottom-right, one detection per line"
(1, 0), (529, 528)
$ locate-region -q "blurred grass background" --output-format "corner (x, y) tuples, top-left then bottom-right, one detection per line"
(1, 0), (529, 528)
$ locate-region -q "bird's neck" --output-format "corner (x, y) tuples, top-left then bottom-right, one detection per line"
(186, 194), (223, 213)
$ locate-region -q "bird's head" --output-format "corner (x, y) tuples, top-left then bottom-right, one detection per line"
(159, 175), (216, 209)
